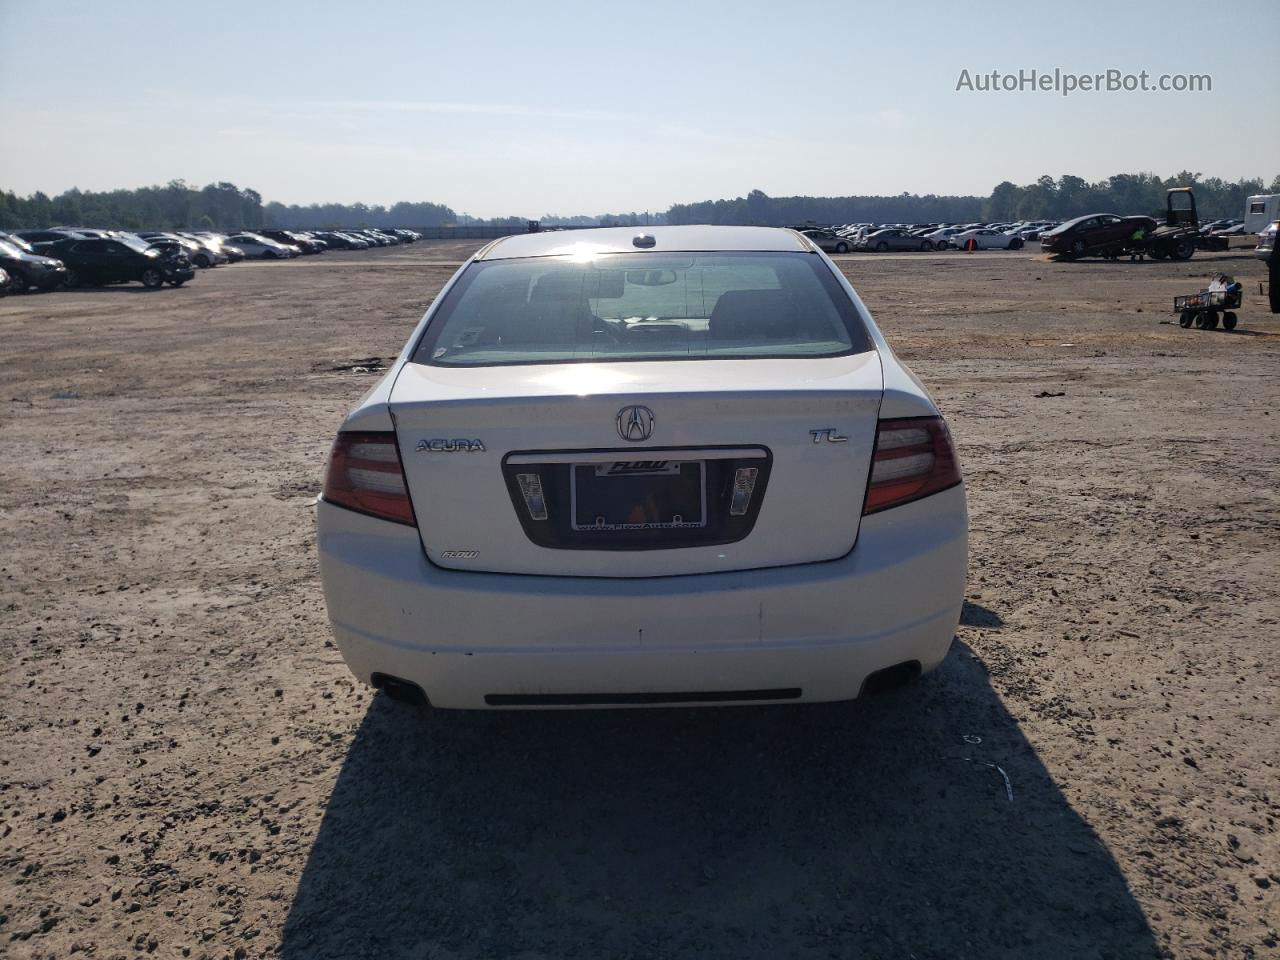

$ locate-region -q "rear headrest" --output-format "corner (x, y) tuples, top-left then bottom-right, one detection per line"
(530, 273), (586, 303)
(495, 273), (593, 345)
(708, 289), (804, 340)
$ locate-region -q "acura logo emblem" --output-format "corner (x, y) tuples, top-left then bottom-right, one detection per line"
(616, 405), (655, 442)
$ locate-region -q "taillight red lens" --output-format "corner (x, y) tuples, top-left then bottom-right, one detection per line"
(322, 431), (416, 526)
(862, 416), (961, 515)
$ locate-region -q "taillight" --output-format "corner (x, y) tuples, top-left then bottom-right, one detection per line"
(862, 416), (961, 515)
(322, 431), (416, 526)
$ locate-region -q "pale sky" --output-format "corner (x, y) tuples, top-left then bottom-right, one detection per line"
(1, 0), (1276, 218)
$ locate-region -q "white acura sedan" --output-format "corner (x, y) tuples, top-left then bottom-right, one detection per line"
(317, 226), (967, 709)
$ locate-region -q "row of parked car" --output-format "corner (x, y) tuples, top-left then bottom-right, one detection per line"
(1197, 218), (1249, 238)
(800, 205), (1252, 259)
(0, 226), (422, 294)
(800, 220), (1059, 253)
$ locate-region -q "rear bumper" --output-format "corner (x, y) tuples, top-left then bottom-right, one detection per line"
(317, 486), (967, 709)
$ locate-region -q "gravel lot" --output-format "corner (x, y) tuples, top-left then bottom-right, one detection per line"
(2, 240), (1277, 959)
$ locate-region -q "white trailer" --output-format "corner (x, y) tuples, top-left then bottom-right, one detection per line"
(1244, 194), (1279, 235)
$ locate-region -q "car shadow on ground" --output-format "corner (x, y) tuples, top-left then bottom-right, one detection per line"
(50, 286), (189, 295)
(1043, 252), (1262, 268)
(281, 641), (1158, 959)
(960, 599), (1004, 629)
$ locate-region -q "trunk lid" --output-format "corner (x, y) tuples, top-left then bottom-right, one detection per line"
(390, 352), (883, 576)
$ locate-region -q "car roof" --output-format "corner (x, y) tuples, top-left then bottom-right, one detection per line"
(476, 225), (811, 261)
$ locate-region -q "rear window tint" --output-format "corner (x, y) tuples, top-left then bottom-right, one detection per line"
(412, 251), (872, 367)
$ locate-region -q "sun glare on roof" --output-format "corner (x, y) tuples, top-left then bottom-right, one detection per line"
(559, 242), (612, 262)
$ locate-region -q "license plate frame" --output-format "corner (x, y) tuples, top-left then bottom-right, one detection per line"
(569, 460), (707, 532)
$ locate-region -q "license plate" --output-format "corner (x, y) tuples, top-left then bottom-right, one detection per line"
(592, 460), (682, 477)
(571, 461), (706, 531)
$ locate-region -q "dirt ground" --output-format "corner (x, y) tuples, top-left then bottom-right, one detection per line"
(1, 238), (1277, 960)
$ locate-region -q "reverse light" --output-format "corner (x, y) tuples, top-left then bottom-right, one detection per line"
(729, 466), (759, 516)
(515, 473), (549, 520)
(323, 431), (416, 526)
(862, 416), (961, 515)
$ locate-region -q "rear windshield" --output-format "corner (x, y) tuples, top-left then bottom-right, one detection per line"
(412, 251), (871, 367)
(117, 235), (154, 254)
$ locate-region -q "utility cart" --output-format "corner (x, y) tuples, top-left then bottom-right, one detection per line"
(1175, 285), (1241, 330)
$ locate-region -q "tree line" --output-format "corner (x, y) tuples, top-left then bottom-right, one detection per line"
(982, 172), (1280, 223)
(261, 199), (457, 230)
(2, 171), (1277, 232)
(670, 173), (1280, 227)
(668, 189), (985, 226)
(0, 180), (460, 231)
(0, 181), (268, 232)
